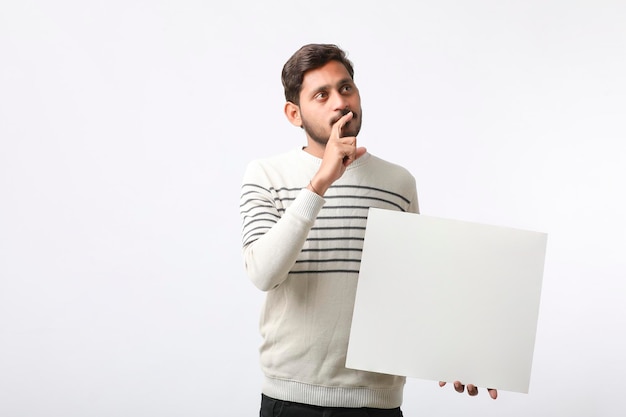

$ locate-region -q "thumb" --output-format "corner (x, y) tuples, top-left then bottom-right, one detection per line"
(343, 147), (367, 167)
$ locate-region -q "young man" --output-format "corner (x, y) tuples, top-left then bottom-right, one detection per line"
(240, 44), (496, 416)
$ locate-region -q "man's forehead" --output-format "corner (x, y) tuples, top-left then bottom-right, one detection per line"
(301, 61), (353, 90)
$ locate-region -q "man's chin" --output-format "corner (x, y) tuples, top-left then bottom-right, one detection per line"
(341, 126), (361, 138)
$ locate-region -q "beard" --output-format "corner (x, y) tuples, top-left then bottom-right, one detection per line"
(301, 109), (362, 146)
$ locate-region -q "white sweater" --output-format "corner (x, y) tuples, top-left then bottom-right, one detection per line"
(240, 148), (419, 408)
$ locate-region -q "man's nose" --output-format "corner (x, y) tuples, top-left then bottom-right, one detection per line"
(330, 91), (349, 111)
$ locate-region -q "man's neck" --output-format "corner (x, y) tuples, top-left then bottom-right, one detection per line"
(303, 140), (325, 158)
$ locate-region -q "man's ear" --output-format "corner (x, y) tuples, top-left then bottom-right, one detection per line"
(284, 101), (302, 127)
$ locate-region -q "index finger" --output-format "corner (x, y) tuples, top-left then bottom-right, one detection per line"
(334, 111), (354, 139)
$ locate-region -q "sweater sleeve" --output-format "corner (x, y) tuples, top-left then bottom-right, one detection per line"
(408, 181), (420, 214)
(239, 160), (325, 291)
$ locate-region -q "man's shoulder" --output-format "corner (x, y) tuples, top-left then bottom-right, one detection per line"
(365, 153), (415, 179)
(242, 148), (311, 185)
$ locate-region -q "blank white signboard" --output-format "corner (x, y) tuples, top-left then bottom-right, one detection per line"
(346, 208), (547, 393)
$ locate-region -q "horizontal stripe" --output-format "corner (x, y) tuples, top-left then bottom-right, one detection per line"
(301, 248), (362, 252)
(306, 237), (364, 241)
(329, 184), (411, 203)
(295, 258), (360, 264)
(311, 226), (366, 231)
(289, 269), (360, 275)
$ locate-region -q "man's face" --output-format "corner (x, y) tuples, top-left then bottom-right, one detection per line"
(297, 60), (362, 146)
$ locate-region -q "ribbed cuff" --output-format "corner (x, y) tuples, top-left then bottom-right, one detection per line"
(287, 187), (325, 223)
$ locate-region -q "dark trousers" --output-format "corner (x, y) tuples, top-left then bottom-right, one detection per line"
(260, 394), (404, 417)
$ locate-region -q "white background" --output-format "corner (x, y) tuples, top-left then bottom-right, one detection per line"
(1, 1), (624, 416)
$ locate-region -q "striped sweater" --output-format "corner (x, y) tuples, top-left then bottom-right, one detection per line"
(240, 148), (419, 408)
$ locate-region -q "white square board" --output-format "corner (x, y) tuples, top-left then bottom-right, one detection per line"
(346, 208), (547, 393)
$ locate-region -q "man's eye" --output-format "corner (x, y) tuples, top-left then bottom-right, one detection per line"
(315, 92), (327, 100)
(341, 85), (353, 93)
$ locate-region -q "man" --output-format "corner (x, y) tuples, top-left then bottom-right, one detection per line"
(240, 43), (497, 416)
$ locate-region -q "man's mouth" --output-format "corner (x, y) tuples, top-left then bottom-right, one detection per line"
(331, 109), (358, 126)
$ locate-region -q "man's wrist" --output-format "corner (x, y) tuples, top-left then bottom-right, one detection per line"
(307, 177), (329, 196)
(308, 180), (321, 195)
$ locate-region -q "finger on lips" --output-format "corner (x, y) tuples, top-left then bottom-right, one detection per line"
(336, 111), (353, 138)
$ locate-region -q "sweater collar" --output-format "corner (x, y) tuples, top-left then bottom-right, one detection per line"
(298, 147), (371, 169)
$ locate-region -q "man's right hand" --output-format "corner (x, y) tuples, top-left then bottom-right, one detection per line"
(308, 111), (367, 196)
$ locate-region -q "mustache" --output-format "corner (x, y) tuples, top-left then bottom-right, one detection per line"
(330, 108), (358, 126)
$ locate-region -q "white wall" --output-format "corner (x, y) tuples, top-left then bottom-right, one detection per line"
(1, 1), (624, 416)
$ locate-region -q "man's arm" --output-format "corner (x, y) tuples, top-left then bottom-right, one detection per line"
(240, 112), (367, 290)
(240, 163), (325, 291)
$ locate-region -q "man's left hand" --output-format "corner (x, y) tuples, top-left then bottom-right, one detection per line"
(439, 381), (498, 399)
